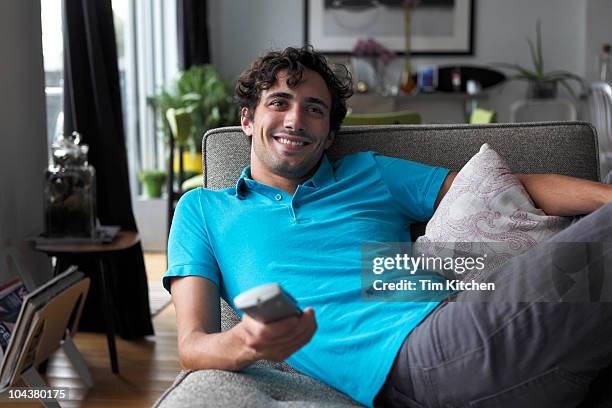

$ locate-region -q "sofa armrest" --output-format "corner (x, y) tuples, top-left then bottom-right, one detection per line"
(153, 366), (363, 408)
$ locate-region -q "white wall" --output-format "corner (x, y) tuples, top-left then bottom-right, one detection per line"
(0, 0), (51, 283)
(209, 0), (304, 81)
(208, 0), (597, 122)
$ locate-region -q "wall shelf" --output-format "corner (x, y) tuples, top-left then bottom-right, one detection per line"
(348, 92), (489, 123)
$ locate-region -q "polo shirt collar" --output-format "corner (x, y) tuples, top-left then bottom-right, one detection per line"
(303, 154), (335, 188)
(234, 168), (250, 199)
(234, 154), (335, 198)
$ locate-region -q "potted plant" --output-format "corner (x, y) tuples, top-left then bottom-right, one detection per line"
(148, 65), (239, 173)
(138, 170), (167, 198)
(493, 21), (586, 99)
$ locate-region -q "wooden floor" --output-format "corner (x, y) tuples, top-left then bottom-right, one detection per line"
(7, 252), (180, 408)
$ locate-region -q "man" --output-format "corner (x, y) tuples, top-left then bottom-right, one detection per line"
(164, 46), (612, 407)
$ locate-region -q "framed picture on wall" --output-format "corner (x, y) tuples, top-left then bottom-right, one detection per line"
(304, 0), (475, 55)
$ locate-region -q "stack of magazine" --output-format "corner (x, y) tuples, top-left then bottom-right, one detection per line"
(0, 278), (28, 361)
(0, 266), (89, 391)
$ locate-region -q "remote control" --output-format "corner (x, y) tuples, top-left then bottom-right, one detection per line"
(233, 283), (303, 323)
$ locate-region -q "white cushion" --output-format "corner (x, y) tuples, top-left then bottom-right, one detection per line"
(414, 143), (571, 277)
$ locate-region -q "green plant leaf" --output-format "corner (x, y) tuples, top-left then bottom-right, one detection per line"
(148, 64), (240, 151)
(182, 93), (202, 102)
(488, 20), (586, 98)
(558, 79), (578, 100)
(166, 108), (192, 146)
(138, 169), (167, 183)
(536, 20), (543, 75)
(542, 70), (585, 83)
(526, 37), (542, 78)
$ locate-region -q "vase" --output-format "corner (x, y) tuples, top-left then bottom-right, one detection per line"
(399, 8), (417, 94)
(142, 179), (164, 198)
(527, 81), (558, 99)
(351, 56), (384, 94)
(44, 133), (96, 238)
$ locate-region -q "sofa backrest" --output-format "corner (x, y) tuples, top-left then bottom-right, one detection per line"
(201, 122), (601, 192)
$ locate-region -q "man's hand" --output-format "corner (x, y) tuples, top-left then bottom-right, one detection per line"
(172, 276), (317, 372)
(233, 307), (317, 363)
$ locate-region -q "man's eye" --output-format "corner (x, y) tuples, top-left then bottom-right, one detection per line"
(270, 100), (285, 108)
(307, 106), (324, 115)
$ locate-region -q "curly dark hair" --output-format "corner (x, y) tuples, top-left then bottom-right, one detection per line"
(235, 45), (353, 134)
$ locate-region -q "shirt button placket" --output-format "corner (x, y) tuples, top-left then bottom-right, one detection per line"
(291, 199), (299, 221)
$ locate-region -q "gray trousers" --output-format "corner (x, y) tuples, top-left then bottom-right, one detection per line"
(375, 200), (612, 408)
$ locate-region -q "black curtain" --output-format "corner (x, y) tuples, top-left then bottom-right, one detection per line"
(63, 0), (153, 339)
(177, 0), (210, 69)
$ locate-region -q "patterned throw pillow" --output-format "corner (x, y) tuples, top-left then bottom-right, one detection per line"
(414, 143), (571, 278)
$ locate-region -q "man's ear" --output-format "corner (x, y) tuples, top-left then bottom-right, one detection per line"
(324, 130), (335, 149)
(240, 107), (253, 136)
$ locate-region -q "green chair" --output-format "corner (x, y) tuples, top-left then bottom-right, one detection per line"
(181, 175), (203, 192)
(342, 110), (421, 126)
(469, 108), (497, 124)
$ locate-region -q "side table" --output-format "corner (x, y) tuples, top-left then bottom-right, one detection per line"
(34, 231), (140, 374)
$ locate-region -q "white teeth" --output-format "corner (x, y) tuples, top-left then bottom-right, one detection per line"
(278, 137), (305, 146)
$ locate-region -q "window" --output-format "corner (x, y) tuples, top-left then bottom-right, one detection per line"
(41, 0), (64, 164)
(113, 0), (178, 198)
(41, 0), (178, 198)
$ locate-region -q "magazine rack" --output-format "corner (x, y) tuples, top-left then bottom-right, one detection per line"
(0, 274), (91, 408)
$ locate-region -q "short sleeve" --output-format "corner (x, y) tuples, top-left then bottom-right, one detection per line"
(374, 153), (450, 222)
(162, 189), (221, 293)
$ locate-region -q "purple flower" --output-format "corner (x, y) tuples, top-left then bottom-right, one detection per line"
(352, 37), (396, 65)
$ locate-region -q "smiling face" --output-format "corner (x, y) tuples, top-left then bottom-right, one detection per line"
(241, 69), (335, 191)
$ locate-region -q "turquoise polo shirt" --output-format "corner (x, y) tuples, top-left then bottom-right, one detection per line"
(164, 151), (449, 407)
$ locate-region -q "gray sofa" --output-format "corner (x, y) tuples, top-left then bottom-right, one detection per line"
(154, 122), (603, 408)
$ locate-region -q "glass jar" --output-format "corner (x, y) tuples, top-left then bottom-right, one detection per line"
(44, 132), (97, 238)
